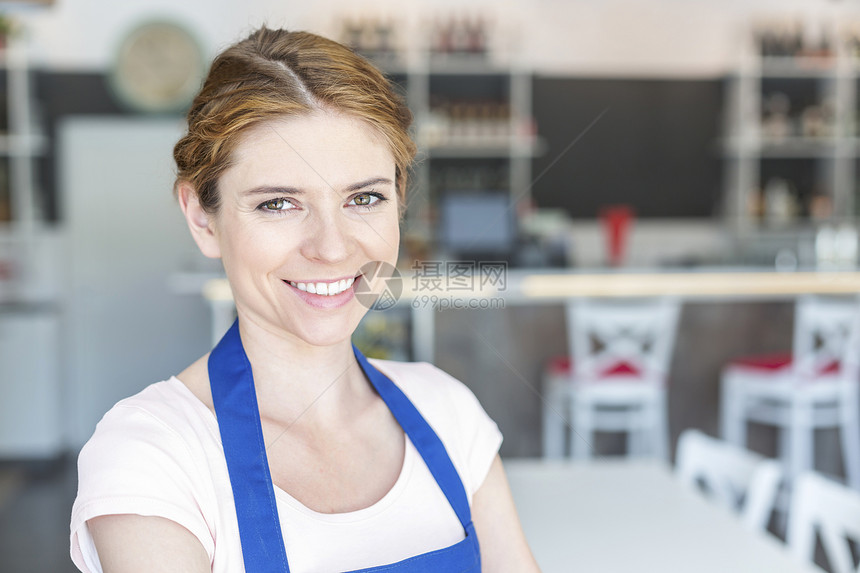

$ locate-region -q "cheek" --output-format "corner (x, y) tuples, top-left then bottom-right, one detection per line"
(216, 220), (283, 274)
(374, 214), (400, 261)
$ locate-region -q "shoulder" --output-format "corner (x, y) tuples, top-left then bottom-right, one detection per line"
(73, 378), (223, 521)
(76, 377), (222, 497)
(368, 359), (503, 498)
(367, 359), (476, 400)
(368, 359), (482, 420)
(75, 377), (219, 498)
(71, 378), (221, 570)
(86, 378), (215, 449)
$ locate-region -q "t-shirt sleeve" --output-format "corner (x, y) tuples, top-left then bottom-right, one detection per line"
(69, 403), (215, 572)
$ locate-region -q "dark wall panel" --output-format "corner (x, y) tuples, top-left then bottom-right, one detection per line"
(531, 77), (724, 219)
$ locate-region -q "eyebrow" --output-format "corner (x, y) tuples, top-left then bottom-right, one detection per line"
(241, 185), (303, 197)
(241, 177), (394, 198)
(344, 177), (394, 193)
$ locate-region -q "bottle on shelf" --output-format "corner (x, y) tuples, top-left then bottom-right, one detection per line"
(337, 15), (400, 61)
(755, 18), (833, 61)
(422, 95), (520, 148)
(429, 12), (490, 59)
(800, 101), (832, 138)
(815, 224), (859, 269)
(761, 92), (792, 140)
(808, 193), (833, 221)
(763, 177), (798, 225)
(844, 22), (860, 60)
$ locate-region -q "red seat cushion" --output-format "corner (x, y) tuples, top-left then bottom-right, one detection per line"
(729, 352), (840, 375)
(730, 352), (793, 371)
(547, 356), (641, 378)
(547, 356), (571, 375)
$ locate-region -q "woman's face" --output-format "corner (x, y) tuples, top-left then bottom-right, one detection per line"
(192, 111), (400, 348)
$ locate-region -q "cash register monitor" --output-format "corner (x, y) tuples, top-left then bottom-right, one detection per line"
(439, 191), (515, 260)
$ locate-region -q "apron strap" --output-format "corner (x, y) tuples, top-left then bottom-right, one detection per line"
(353, 346), (474, 531)
(209, 321), (290, 573)
(208, 319), (475, 573)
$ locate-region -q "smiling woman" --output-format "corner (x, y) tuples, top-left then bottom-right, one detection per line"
(184, 112), (401, 345)
(68, 27), (539, 573)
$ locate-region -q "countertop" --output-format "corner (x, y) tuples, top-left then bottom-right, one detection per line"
(174, 266), (860, 305)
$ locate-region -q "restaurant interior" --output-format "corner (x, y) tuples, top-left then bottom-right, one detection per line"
(1, 0), (860, 571)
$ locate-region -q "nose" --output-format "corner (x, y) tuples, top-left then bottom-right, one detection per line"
(300, 208), (354, 264)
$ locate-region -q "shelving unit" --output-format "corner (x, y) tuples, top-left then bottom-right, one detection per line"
(0, 31), (51, 305)
(723, 21), (858, 241)
(346, 19), (543, 361)
(0, 32), (62, 460)
(369, 51), (543, 256)
(0, 35), (45, 230)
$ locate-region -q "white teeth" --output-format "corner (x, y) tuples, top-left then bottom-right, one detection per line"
(288, 276), (356, 296)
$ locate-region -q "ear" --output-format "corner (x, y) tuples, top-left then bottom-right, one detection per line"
(177, 182), (221, 259)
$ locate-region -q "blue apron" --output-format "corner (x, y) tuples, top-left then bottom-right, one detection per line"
(208, 320), (481, 572)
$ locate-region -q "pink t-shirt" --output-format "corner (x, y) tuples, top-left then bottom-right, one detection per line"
(70, 359), (502, 572)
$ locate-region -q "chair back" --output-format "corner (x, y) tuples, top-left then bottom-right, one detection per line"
(566, 297), (680, 385)
(792, 296), (860, 383)
(788, 471), (860, 573)
(676, 429), (782, 532)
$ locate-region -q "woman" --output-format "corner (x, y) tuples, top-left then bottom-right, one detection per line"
(70, 27), (539, 572)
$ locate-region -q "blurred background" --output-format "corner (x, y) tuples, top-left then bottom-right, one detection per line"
(1, 0), (860, 571)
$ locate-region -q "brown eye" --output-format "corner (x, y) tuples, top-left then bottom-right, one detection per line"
(354, 193), (372, 206)
(264, 198), (288, 210)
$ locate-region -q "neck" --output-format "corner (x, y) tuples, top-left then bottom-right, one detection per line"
(234, 312), (370, 427)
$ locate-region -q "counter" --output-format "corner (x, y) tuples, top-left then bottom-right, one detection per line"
(176, 267), (859, 462)
(184, 266), (860, 359)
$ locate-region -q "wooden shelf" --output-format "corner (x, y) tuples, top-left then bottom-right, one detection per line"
(758, 137), (836, 158)
(758, 56), (837, 78)
(0, 133), (47, 156)
(422, 136), (545, 158)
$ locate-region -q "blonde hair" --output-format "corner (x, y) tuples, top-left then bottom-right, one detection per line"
(173, 27), (416, 213)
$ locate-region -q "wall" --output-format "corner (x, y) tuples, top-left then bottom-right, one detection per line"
(13, 0), (860, 75)
(61, 118), (212, 447)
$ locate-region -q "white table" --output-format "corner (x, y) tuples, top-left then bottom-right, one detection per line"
(504, 459), (820, 573)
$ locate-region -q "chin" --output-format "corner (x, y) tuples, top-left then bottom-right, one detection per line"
(290, 313), (366, 350)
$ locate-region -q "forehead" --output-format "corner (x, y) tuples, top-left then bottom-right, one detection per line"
(224, 111), (395, 190)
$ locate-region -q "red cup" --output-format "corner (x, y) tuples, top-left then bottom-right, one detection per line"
(600, 205), (634, 267)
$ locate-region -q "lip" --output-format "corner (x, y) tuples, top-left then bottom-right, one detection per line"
(282, 274), (361, 310)
(285, 275), (358, 285)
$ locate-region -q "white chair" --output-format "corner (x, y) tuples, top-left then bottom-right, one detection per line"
(543, 297), (680, 459)
(675, 428), (783, 532)
(788, 471), (860, 573)
(720, 296), (860, 490)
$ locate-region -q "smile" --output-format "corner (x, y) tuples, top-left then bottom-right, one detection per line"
(286, 277), (356, 296)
